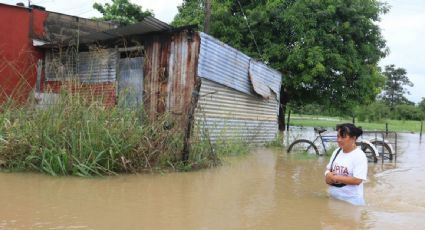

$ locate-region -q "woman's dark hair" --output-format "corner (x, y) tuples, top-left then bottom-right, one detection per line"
(336, 123), (363, 139)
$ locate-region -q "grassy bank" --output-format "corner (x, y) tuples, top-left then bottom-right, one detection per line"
(288, 114), (423, 133)
(0, 92), (250, 176)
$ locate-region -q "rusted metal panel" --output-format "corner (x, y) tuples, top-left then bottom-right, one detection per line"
(143, 31), (200, 127)
(195, 79), (279, 143)
(166, 31), (199, 121)
(143, 35), (169, 117)
(73, 16), (171, 45)
(42, 11), (116, 42)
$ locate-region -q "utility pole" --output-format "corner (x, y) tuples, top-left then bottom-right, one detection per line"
(204, 0), (211, 33)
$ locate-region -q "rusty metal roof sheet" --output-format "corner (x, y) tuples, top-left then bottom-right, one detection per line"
(77, 16), (172, 44)
(38, 16), (172, 47)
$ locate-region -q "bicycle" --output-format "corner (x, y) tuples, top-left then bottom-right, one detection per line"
(287, 127), (379, 162)
(370, 138), (394, 161)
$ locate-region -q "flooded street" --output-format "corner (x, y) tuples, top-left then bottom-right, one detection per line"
(1, 133), (424, 229)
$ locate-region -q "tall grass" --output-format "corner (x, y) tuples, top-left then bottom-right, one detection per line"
(0, 87), (191, 176)
(0, 87), (253, 176)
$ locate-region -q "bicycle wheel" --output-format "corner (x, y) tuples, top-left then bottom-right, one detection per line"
(359, 142), (378, 163)
(287, 139), (320, 156)
(371, 140), (393, 160)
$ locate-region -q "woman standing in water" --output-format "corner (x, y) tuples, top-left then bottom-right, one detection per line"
(324, 123), (368, 205)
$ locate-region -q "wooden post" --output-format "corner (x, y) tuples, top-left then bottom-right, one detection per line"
(286, 110), (291, 131)
(385, 123), (388, 135)
(352, 116), (355, 124)
(36, 59), (42, 92)
(420, 121), (423, 139)
(182, 78), (206, 163)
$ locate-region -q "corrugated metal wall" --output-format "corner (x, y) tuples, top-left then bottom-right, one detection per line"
(195, 79), (279, 143)
(143, 31), (200, 127)
(197, 33), (252, 96)
(45, 49), (117, 83)
(249, 59), (281, 99)
(195, 32), (282, 143)
(43, 48), (117, 107)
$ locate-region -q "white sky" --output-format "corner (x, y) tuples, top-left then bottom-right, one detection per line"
(378, 0), (425, 104)
(1, 0), (423, 103)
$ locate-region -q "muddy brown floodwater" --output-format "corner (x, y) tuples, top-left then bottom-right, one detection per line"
(1, 133), (424, 229)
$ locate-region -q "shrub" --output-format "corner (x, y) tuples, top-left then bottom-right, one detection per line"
(392, 104), (424, 121)
(355, 102), (390, 122)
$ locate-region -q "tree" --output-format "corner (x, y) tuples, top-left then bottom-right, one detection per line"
(393, 104), (424, 121)
(380, 64), (413, 110)
(419, 97), (425, 114)
(172, 0), (388, 130)
(93, 0), (153, 25)
(355, 101), (390, 122)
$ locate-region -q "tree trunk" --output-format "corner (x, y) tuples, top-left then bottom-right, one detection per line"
(182, 77), (202, 162)
(204, 0), (211, 33)
(278, 86), (289, 131)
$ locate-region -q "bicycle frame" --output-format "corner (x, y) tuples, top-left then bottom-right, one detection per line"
(311, 128), (338, 155)
(319, 129), (379, 157)
(287, 127), (380, 161)
(318, 134), (337, 154)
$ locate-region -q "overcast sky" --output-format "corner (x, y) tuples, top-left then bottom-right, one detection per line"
(1, 0), (423, 103)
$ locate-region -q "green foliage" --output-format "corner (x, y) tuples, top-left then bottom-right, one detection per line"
(419, 97), (425, 114)
(392, 104), (424, 121)
(0, 91), (208, 176)
(266, 132), (285, 148)
(173, 0), (388, 111)
(355, 101), (390, 122)
(379, 64), (414, 109)
(189, 121), (252, 169)
(93, 0), (153, 25)
(0, 90), (254, 176)
(172, 0), (205, 29)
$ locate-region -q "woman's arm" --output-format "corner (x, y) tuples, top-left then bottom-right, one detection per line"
(327, 172), (363, 185)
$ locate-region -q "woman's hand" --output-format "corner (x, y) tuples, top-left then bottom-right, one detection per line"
(325, 171), (336, 184)
(326, 172), (363, 186)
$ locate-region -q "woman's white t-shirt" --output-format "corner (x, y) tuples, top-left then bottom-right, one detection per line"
(325, 147), (368, 205)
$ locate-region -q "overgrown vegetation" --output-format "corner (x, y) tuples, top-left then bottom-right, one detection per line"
(0, 87), (250, 176)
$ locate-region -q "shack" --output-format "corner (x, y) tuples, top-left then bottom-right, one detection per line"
(39, 16), (282, 148)
(0, 3), (115, 104)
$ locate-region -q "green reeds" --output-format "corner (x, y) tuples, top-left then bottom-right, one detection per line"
(0, 88), (186, 176)
(0, 88), (253, 176)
